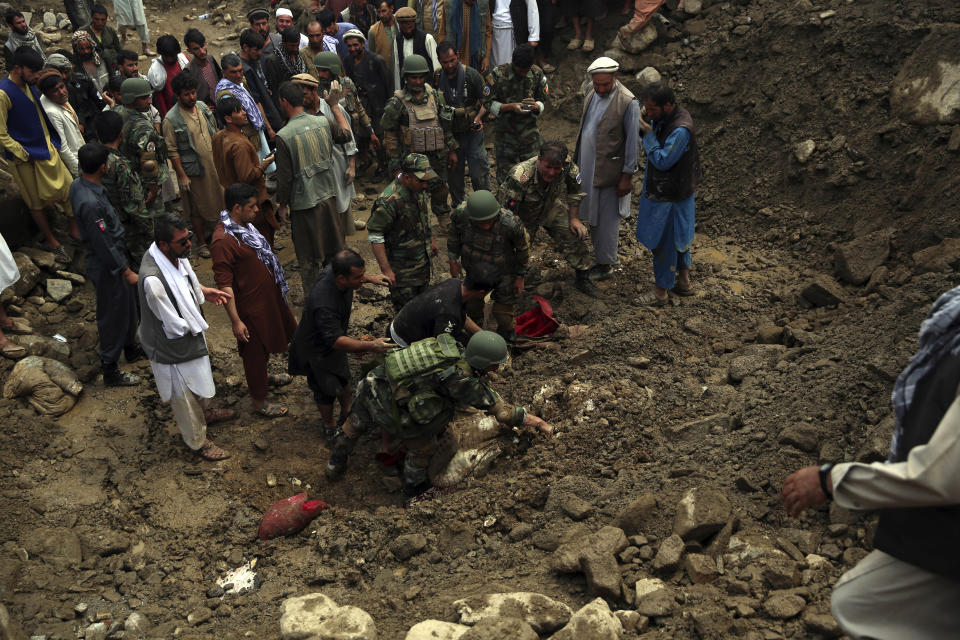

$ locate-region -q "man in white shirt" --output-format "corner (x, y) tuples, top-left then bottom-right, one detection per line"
(137, 213), (235, 461)
(489, 0), (539, 68)
(39, 73), (85, 178)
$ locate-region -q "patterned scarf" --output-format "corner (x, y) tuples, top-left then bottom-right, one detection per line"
(5, 29), (46, 62)
(278, 50), (306, 77)
(214, 77), (264, 130)
(71, 30), (102, 68)
(219, 210), (289, 297)
(889, 285), (960, 460)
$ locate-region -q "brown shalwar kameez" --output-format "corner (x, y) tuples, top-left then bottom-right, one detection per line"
(212, 129), (279, 245)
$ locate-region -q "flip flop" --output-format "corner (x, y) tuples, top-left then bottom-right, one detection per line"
(567, 38), (583, 50)
(198, 440), (231, 461)
(582, 39), (595, 52)
(204, 408), (236, 424)
(255, 402), (288, 418)
(1, 343), (26, 359)
(638, 290), (668, 306)
(268, 373), (294, 386)
(198, 245), (211, 259)
(2, 318), (32, 335)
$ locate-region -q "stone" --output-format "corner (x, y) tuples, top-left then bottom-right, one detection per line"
(0, 603), (25, 640)
(460, 617), (537, 640)
(390, 533), (427, 560)
(614, 494), (657, 535)
(684, 553), (718, 584)
(187, 606), (213, 625)
(280, 593), (376, 640)
(756, 325), (783, 344)
(683, 0), (702, 14)
(405, 620), (469, 640)
(614, 610), (641, 631)
(84, 530), (130, 557)
(123, 612), (149, 637)
(618, 23), (657, 54)
(778, 423), (821, 452)
(690, 607), (734, 638)
(794, 139), (816, 163)
(84, 622), (107, 640)
(803, 610), (841, 637)
(763, 592), (806, 619)
(912, 237), (960, 273)
(635, 66), (661, 90)
(551, 599), (623, 640)
(560, 494), (595, 520)
(673, 487), (731, 542)
(508, 523), (534, 541)
(43, 11), (57, 27)
(590, 526), (629, 556)
(761, 557), (800, 589)
(652, 534), (685, 574)
(37, 527), (83, 565)
(18, 247), (57, 270)
(800, 276), (845, 307)
(55, 270), (85, 285)
(728, 355), (767, 382)
(890, 24), (960, 125)
(948, 126), (960, 152)
(834, 229), (890, 285)
(10, 253), (42, 297)
(453, 592), (572, 634)
(58, 18), (71, 29)
(10, 334), (70, 364)
(634, 578), (675, 616)
(580, 549), (622, 601)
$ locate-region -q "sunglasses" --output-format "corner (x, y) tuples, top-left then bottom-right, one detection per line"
(175, 231), (194, 247)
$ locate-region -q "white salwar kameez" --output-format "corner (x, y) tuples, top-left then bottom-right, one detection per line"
(0, 233), (19, 291)
(577, 88), (640, 265)
(142, 256), (214, 451)
(113, 0), (149, 43)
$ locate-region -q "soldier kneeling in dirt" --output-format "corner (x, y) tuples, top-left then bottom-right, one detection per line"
(325, 331), (553, 496)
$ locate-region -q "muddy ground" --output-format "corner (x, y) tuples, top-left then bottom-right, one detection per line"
(1, 0), (960, 638)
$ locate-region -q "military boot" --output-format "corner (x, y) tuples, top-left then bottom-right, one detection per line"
(324, 430), (357, 481)
(574, 269), (601, 296)
(401, 458), (431, 497)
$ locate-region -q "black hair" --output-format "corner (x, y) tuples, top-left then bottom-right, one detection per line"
(539, 140), (568, 165)
(317, 9), (335, 27)
(117, 49), (140, 66)
(640, 82), (675, 107)
(221, 52), (243, 69)
(154, 212), (188, 244)
(38, 73), (64, 94)
(436, 40), (457, 57)
(281, 26), (301, 44)
(106, 74), (124, 94)
(156, 34), (182, 57)
(463, 261), (501, 292)
(277, 81), (304, 107)
(239, 29), (265, 50)
(225, 183), (258, 211)
(331, 248), (365, 276)
(184, 28), (206, 48)
(91, 4), (108, 16)
(12, 46), (43, 72)
(78, 142), (110, 174)
(4, 9), (22, 26)
(94, 110), (124, 144)
(216, 96), (243, 122)
(511, 43), (534, 69)
(171, 71), (197, 96)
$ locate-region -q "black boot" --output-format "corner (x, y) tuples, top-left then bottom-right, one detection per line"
(574, 269), (600, 296)
(497, 327), (518, 345)
(325, 431), (357, 481)
(588, 263), (613, 281)
(102, 363), (140, 387)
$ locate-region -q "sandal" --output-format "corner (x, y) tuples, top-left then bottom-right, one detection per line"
(255, 402), (288, 418)
(541, 63), (556, 73)
(53, 245), (71, 265)
(198, 440), (231, 461)
(638, 290), (668, 306)
(582, 39), (595, 52)
(204, 408), (236, 424)
(0, 342), (26, 359)
(1, 318), (33, 335)
(566, 38), (583, 50)
(673, 283), (695, 296)
(268, 373), (294, 386)
(198, 245), (211, 259)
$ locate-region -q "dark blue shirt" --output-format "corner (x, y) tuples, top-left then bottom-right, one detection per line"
(70, 177), (129, 277)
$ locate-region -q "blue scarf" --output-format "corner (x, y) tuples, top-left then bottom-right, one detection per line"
(215, 78), (264, 130)
(889, 285), (960, 460)
(450, 0), (483, 68)
(219, 210), (289, 298)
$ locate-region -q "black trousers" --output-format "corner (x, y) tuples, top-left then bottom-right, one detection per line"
(90, 266), (139, 367)
(63, 0), (92, 31)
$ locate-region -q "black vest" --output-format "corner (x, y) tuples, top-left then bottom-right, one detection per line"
(645, 105), (701, 202)
(396, 29), (433, 75)
(873, 352), (960, 580)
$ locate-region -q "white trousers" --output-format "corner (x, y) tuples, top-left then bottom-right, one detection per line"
(491, 26), (516, 68)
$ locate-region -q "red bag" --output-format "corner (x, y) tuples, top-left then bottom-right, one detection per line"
(258, 493), (330, 540)
(515, 295), (560, 338)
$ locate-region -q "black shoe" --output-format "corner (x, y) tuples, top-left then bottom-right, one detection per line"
(103, 369), (140, 386)
(588, 264), (613, 281)
(401, 479), (430, 498)
(574, 270), (601, 296)
(498, 328), (518, 345)
(325, 462), (345, 481)
(124, 345), (146, 363)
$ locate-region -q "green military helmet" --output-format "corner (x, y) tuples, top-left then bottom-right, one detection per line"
(402, 54), (430, 76)
(466, 190), (501, 222)
(313, 51), (342, 75)
(121, 77), (152, 104)
(465, 331), (509, 370)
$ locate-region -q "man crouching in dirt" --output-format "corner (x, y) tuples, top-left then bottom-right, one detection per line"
(782, 286), (960, 639)
(325, 331), (553, 496)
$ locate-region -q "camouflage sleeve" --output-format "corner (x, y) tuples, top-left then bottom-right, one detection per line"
(435, 90), (458, 152)
(443, 369), (527, 424)
(509, 217), (531, 275)
(116, 159), (146, 218)
(533, 69), (549, 111)
(380, 97), (403, 169)
(366, 197), (394, 244)
(564, 162), (585, 205)
(482, 69), (500, 116)
(446, 205), (466, 260)
(498, 172), (523, 212)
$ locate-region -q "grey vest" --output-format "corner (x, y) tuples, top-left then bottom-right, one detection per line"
(137, 252), (208, 365)
(575, 81), (637, 189)
(164, 102), (217, 177)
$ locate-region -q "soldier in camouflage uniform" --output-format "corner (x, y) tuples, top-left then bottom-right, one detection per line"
(94, 110), (149, 265)
(368, 153), (438, 310)
(482, 43), (549, 186)
(325, 330), (553, 495)
(381, 54), (458, 231)
(115, 78), (168, 262)
(498, 140), (600, 296)
(312, 51), (380, 152)
(448, 190), (529, 343)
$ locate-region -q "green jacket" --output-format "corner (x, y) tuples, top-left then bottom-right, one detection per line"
(274, 111), (352, 210)
(483, 62), (548, 150)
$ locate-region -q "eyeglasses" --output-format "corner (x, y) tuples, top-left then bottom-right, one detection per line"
(175, 231), (194, 247)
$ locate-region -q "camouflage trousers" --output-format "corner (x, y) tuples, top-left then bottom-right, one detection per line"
(524, 207), (592, 272)
(494, 135), (541, 187)
(125, 202), (166, 267)
(390, 261), (430, 311)
(463, 272), (518, 333)
(425, 152), (451, 227)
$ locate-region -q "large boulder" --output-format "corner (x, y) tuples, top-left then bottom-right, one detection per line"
(453, 593), (572, 634)
(834, 229), (890, 285)
(279, 593), (376, 640)
(405, 621), (469, 640)
(673, 487), (731, 542)
(10, 252), (41, 296)
(460, 617), (538, 640)
(890, 25), (960, 125)
(550, 599), (623, 640)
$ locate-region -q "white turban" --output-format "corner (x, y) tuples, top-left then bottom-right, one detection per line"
(587, 57), (619, 74)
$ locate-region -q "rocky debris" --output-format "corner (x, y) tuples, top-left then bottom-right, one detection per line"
(560, 494), (595, 520)
(794, 139), (816, 163)
(187, 606), (213, 625)
(405, 620), (469, 640)
(32, 527), (83, 565)
(635, 66), (661, 90)
(84, 622), (108, 640)
(18, 247), (57, 270)
(763, 591), (806, 619)
(617, 23), (658, 54)
(779, 422), (821, 452)
(762, 557), (801, 588)
(0, 603), (25, 640)
(460, 617), (538, 640)
(44, 278), (73, 302)
(10, 252), (41, 296)
(552, 526), (627, 574)
(756, 325), (783, 344)
(800, 276), (845, 307)
(613, 493), (657, 535)
(390, 533), (427, 560)
(652, 533), (685, 573)
(83, 530), (130, 557)
(550, 598), (623, 640)
(673, 487), (731, 542)
(803, 610), (842, 637)
(834, 229), (890, 285)
(684, 553), (719, 584)
(42, 11), (57, 28)
(580, 548), (621, 600)
(280, 593), (376, 640)
(633, 578), (675, 616)
(912, 237), (960, 273)
(55, 269), (85, 284)
(890, 24), (960, 125)
(11, 334), (70, 363)
(452, 592), (572, 634)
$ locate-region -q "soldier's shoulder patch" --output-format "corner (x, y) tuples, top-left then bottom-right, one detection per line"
(146, 141), (155, 152)
(483, 85), (490, 96)
(96, 218), (106, 232)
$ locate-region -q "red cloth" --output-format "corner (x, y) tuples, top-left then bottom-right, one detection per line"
(258, 493), (329, 540)
(515, 295), (560, 338)
(154, 61), (183, 117)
